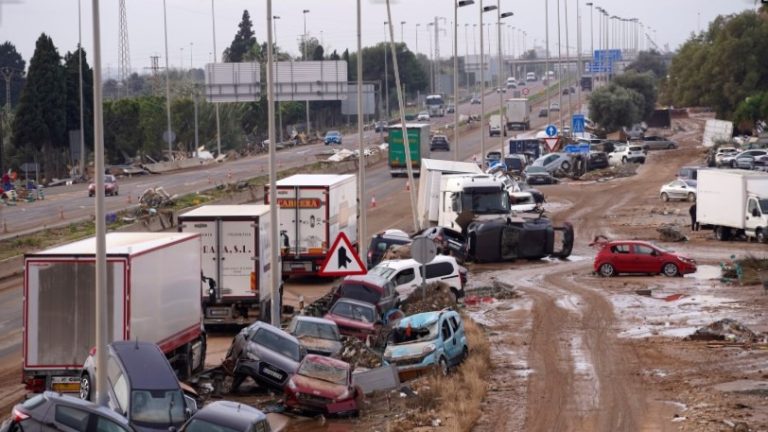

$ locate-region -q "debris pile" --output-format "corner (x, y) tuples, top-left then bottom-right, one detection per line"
(401, 282), (457, 315)
(382, 244), (412, 261)
(339, 336), (382, 369)
(465, 280), (520, 301)
(657, 224), (688, 242)
(687, 319), (766, 343)
(302, 291), (336, 317)
(138, 186), (175, 208)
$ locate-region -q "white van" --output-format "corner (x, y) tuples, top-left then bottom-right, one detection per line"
(368, 255), (466, 301)
(526, 72), (536, 82)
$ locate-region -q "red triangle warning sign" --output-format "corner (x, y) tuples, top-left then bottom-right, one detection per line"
(318, 232), (367, 276)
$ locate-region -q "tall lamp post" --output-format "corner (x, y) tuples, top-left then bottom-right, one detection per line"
(454, 0), (474, 162)
(162, 0), (173, 158)
(211, 0), (222, 157)
(356, 0), (367, 265)
(273, 15), (283, 143)
(480, 2), (497, 167)
(416, 23), (421, 53)
(265, 1), (280, 326)
(401, 21), (406, 42)
(303, 9), (311, 137)
(586, 2), (593, 87)
(496, 9), (513, 160)
(384, 22), (389, 118)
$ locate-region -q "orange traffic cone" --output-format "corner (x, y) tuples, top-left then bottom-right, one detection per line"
(405, 181), (410, 191)
(370, 195), (377, 208)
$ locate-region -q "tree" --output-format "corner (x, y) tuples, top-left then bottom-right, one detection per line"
(588, 84), (644, 132)
(63, 46), (94, 163)
(521, 49), (537, 60)
(613, 71), (657, 119)
(312, 45), (325, 61)
(0, 42), (26, 108)
(625, 49), (667, 78)
(298, 37), (321, 60)
(11, 33), (67, 179)
(223, 10), (257, 62)
(329, 50), (341, 61)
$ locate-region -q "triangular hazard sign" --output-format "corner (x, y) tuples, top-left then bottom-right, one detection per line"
(544, 137), (560, 152)
(318, 232), (367, 276)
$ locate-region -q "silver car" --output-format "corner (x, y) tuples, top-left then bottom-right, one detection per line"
(732, 150), (768, 169)
(224, 321), (304, 392)
(531, 152), (573, 174)
(287, 316), (343, 357)
(660, 179), (697, 202)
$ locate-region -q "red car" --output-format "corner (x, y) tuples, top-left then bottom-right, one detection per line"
(324, 298), (380, 341)
(593, 240), (697, 277)
(88, 175), (119, 197)
(285, 354), (361, 416)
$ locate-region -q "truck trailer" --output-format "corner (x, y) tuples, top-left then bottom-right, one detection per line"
(23, 232), (206, 394)
(505, 98), (530, 131)
(388, 123), (431, 177)
(267, 174), (358, 278)
(178, 205), (275, 325)
(697, 169), (768, 242)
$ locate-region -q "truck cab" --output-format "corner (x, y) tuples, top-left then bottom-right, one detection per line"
(439, 174), (511, 232)
(745, 196), (768, 241)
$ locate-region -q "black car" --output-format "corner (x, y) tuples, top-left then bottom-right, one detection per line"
(416, 226), (468, 262)
(1, 391), (135, 432)
(524, 166), (558, 185)
(466, 218), (574, 262)
(367, 229), (412, 268)
(538, 108), (548, 118)
(179, 401), (271, 432)
(430, 135), (450, 151)
(374, 121), (388, 133)
(588, 151), (609, 170)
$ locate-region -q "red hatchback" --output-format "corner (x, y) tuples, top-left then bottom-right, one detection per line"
(285, 354), (361, 416)
(593, 240), (697, 277)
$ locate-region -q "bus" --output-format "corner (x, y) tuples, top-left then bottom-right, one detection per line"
(425, 94), (446, 117)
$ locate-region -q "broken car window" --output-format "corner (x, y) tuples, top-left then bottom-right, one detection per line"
(390, 322), (439, 344)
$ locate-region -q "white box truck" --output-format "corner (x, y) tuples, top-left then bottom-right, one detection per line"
(506, 98), (530, 130)
(417, 159), (485, 229)
(489, 114), (508, 137)
(23, 232), (206, 394)
(267, 174), (358, 278)
(697, 169), (768, 242)
(178, 205), (275, 325)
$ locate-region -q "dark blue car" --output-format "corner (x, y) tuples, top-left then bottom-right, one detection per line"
(324, 131), (342, 145)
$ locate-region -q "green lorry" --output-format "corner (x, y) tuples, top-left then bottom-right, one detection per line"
(387, 123), (431, 177)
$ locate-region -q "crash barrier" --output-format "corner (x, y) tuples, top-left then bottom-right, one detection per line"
(143, 157), (215, 174)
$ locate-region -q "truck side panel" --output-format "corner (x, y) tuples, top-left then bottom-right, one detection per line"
(257, 215), (272, 303)
(129, 237), (202, 348)
(328, 177), (358, 248)
(219, 221), (260, 298)
(276, 186), (329, 275)
(388, 126), (428, 175)
(24, 259), (127, 370)
(697, 170), (747, 228)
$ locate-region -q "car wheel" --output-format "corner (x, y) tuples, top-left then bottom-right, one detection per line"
(461, 346), (469, 363)
(668, 144), (674, 149)
(114, 190), (118, 196)
(622, 156), (627, 164)
(598, 263), (616, 277)
(88, 192), (93, 197)
(687, 192), (695, 202)
(561, 161), (571, 171)
(715, 226), (730, 241)
(731, 160), (737, 168)
(662, 263), (679, 277)
(661, 192), (669, 202)
(80, 373), (92, 401)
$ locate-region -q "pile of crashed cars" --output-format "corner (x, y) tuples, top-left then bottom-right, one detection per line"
(221, 251), (471, 418)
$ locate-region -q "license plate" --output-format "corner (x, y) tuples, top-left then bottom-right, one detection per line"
(52, 376), (80, 393)
(259, 364), (286, 382)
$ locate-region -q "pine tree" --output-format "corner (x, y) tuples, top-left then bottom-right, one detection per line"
(223, 10), (257, 62)
(64, 46), (94, 160)
(0, 42), (26, 108)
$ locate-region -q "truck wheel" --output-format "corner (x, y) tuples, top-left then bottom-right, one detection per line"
(714, 226), (730, 241)
(662, 263), (679, 277)
(598, 263), (616, 277)
(660, 192), (669, 202)
(178, 344), (193, 381)
(79, 373), (92, 401)
(757, 229), (767, 244)
(687, 193), (695, 202)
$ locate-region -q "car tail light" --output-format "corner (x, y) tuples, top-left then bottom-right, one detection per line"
(23, 376), (45, 393)
(12, 407), (29, 422)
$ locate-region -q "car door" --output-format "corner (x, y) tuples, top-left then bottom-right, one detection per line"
(424, 261), (460, 291)
(632, 244), (662, 273)
(392, 267), (417, 299)
(609, 243), (632, 273)
(668, 181), (685, 199)
(439, 317), (459, 363)
(447, 314), (466, 363)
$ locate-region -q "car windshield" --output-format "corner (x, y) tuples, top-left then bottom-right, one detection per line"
(368, 264), (396, 279)
(183, 419), (240, 432)
(759, 199), (768, 213)
(294, 321), (339, 341)
(130, 389), (185, 427)
(250, 328), (301, 361)
(105, 176), (116, 183)
(327, 131), (340, 137)
(390, 321), (439, 344)
(338, 283), (381, 305)
(330, 301), (375, 323)
(684, 179), (697, 187)
(298, 359), (349, 385)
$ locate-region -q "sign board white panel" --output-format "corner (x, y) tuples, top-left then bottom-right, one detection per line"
(205, 63), (261, 103)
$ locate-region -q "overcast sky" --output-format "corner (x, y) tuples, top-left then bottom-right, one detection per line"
(0, 0), (758, 75)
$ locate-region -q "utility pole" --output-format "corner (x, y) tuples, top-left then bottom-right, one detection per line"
(303, 9), (311, 137)
(162, 0), (173, 159)
(545, 0), (552, 125)
(211, 0), (222, 156)
(77, 0), (86, 177)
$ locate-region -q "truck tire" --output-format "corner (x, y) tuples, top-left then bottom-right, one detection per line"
(687, 193), (695, 202)
(757, 229), (767, 244)
(178, 343), (193, 381)
(714, 226), (730, 241)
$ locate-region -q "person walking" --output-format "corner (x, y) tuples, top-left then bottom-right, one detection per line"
(689, 203), (698, 231)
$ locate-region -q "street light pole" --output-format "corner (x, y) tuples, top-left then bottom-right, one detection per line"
(586, 2), (593, 85)
(77, 0), (85, 178)
(464, 24), (470, 89)
(211, 0), (222, 157)
(384, 22), (389, 118)
(454, 1), (474, 162)
(266, 1), (280, 327)
(479, 1), (487, 166)
(303, 10), (310, 139)
(497, 8), (513, 160)
(162, 0), (173, 159)
(273, 15), (283, 144)
(356, 0), (367, 266)
(545, 0), (552, 125)
(416, 23), (421, 53)
(556, 0), (563, 130)
(401, 21), (406, 43)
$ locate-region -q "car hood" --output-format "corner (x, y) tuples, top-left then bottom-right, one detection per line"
(297, 336), (343, 356)
(291, 374), (348, 399)
(385, 340), (436, 360)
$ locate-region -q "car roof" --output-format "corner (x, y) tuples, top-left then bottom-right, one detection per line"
(326, 131), (340, 134)
(606, 240), (655, 247)
(41, 392), (133, 426)
(342, 272), (391, 287)
(190, 400), (267, 429)
(245, 321), (300, 344)
(111, 341), (179, 390)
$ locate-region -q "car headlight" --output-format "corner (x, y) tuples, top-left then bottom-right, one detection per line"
(422, 343), (436, 355)
(335, 388), (352, 402)
(287, 378), (297, 391)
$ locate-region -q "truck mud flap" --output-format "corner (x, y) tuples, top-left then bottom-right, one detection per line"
(551, 222), (574, 259)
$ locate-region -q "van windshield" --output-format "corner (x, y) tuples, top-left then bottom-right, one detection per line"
(338, 284), (381, 305)
(390, 322), (439, 344)
(130, 389), (186, 427)
(368, 265), (396, 280)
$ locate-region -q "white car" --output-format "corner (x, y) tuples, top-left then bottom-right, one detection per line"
(608, 144), (646, 165)
(417, 111), (430, 121)
(549, 103), (560, 112)
(715, 147), (739, 166)
(531, 152), (573, 173)
(660, 179), (697, 202)
(368, 255), (465, 301)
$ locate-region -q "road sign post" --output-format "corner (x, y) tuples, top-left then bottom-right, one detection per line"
(411, 236), (436, 297)
(545, 124), (558, 137)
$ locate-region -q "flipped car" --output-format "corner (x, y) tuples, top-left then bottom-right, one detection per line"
(285, 355), (360, 416)
(287, 315), (343, 357)
(88, 175), (119, 197)
(324, 131), (342, 145)
(466, 218), (574, 262)
(593, 240), (697, 277)
(384, 309), (468, 377)
(223, 321), (304, 392)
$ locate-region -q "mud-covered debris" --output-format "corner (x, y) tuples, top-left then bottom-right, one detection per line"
(382, 244), (412, 261)
(687, 319), (766, 343)
(657, 224), (688, 242)
(302, 291), (336, 317)
(400, 282), (457, 315)
(339, 336), (382, 369)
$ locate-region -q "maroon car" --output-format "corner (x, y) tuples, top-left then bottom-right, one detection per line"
(593, 240), (697, 277)
(324, 298), (381, 341)
(285, 354), (360, 416)
(88, 175), (119, 197)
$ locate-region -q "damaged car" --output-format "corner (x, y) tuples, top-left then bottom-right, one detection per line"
(465, 215), (574, 262)
(383, 309), (468, 378)
(223, 321), (305, 392)
(285, 354), (361, 416)
(324, 298), (383, 341)
(287, 316), (343, 357)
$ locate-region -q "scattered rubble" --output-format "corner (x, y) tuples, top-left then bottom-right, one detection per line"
(400, 282), (458, 315)
(657, 224), (688, 242)
(339, 336), (383, 369)
(687, 319), (766, 344)
(382, 244), (412, 261)
(138, 186), (175, 208)
(465, 280), (520, 301)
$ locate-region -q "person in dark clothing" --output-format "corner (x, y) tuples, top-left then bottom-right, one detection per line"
(689, 203), (698, 231)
